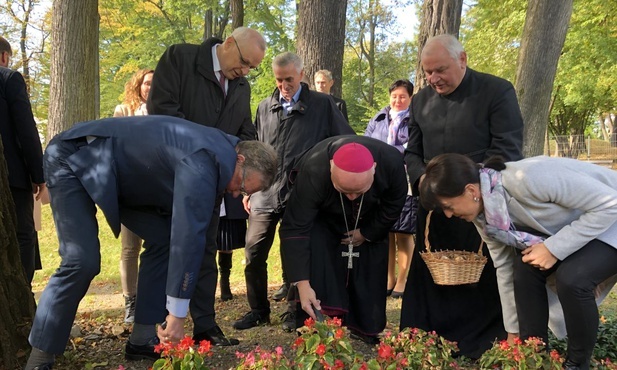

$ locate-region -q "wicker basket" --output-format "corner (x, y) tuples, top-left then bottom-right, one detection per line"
(420, 210), (487, 285)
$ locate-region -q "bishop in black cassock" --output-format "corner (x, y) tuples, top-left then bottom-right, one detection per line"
(279, 136), (407, 341)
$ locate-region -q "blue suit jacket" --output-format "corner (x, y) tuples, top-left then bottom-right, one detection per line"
(46, 115), (239, 299)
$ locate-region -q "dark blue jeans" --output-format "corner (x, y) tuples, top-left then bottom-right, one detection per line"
(513, 239), (617, 370)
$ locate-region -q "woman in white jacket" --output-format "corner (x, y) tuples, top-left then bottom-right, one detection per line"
(419, 153), (617, 370)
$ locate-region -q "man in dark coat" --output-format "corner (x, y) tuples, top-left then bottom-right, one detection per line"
(314, 69), (348, 122)
(233, 52), (355, 332)
(401, 34), (524, 358)
(0, 36), (45, 283)
(147, 27), (266, 345)
(280, 136), (407, 343)
(24, 116), (277, 370)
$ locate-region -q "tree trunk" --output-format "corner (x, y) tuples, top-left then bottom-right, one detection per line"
(414, 0), (462, 91)
(231, 0), (244, 29)
(515, 0), (573, 157)
(297, 0), (348, 97)
(0, 141), (36, 368)
(48, 0), (98, 138)
(204, 9), (213, 40)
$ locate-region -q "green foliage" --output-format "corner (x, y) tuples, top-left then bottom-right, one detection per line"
(479, 337), (563, 370)
(343, 0), (417, 129)
(550, 316), (617, 367)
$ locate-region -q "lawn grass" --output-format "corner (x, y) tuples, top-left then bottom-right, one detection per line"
(33, 205), (283, 293)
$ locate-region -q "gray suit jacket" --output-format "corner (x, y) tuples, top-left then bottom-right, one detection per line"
(474, 156), (617, 337)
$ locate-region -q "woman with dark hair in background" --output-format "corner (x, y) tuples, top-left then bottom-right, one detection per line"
(420, 153), (617, 370)
(364, 79), (417, 298)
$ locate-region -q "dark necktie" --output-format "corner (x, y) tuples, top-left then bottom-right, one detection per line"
(218, 72), (226, 97)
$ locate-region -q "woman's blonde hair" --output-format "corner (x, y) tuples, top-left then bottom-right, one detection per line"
(122, 68), (154, 112)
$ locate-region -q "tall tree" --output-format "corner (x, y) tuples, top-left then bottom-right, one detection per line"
(515, 0), (572, 157)
(231, 0), (244, 29)
(414, 0), (462, 90)
(0, 143), (36, 368)
(48, 0), (98, 137)
(296, 0), (348, 97)
(343, 0), (416, 127)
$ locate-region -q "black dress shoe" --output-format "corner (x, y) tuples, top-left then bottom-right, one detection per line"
(125, 337), (160, 361)
(390, 291), (404, 299)
(280, 311), (296, 332)
(233, 311), (270, 330)
(349, 329), (380, 345)
(32, 363), (54, 370)
(386, 288), (393, 297)
(272, 283), (290, 301)
(194, 325), (240, 346)
(563, 359), (581, 370)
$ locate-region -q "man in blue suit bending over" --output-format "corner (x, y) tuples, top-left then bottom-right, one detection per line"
(25, 116), (277, 370)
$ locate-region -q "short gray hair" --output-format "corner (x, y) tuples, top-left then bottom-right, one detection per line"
(314, 69), (333, 81)
(236, 140), (278, 189)
(272, 52), (303, 74)
(423, 34), (465, 60)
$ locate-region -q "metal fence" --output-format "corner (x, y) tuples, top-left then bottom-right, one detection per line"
(546, 135), (617, 167)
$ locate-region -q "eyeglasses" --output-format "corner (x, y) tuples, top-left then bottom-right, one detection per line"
(232, 36), (255, 70)
(239, 166), (248, 196)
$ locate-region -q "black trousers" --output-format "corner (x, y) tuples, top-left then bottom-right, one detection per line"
(244, 210), (283, 315)
(10, 186), (37, 283)
(189, 207), (221, 334)
(513, 239), (617, 370)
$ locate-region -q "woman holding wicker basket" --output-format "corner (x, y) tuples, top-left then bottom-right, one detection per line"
(419, 153), (617, 370)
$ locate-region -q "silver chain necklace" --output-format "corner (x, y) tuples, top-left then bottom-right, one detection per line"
(340, 192), (364, 269)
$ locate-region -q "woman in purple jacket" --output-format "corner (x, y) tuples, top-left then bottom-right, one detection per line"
(364, 79), (417, 298)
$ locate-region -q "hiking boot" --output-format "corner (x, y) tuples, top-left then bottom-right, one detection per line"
(271, 283), (289, 301)
(232, 311), (270, 330)
(280, 311), (296, 332)
(124, 295), (136, 323)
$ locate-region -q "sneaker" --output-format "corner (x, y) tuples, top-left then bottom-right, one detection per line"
(271, 283), (289, 301)
(280, 311), (296, 332)
(124, 295), (136, 323)
(232, 311), (270, 330)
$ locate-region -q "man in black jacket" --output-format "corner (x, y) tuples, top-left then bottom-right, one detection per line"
(147, 27), (266, 349)
(233, 52), (354, 332)
(314, 69), (348, 122)
(0, 36), (45, 284)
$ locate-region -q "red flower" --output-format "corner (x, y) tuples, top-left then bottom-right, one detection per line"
(550, 350), (562, 361)
(198, 340), (211, 355)
(315, 343), (327, 356)
(513, 336), (523, 345)
(176, 336), (194, 352)
(377, 343), (394, 359)
(334, 359), (345, 369)
(334, 328), (344, 339)
(304, 317), (315, 328)
(293, 336), (305, 348)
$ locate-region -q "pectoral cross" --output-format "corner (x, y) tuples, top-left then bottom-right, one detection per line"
(342, 243), (359, 269)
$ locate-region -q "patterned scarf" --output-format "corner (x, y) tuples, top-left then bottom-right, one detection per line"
(478, 168), (544, 250)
